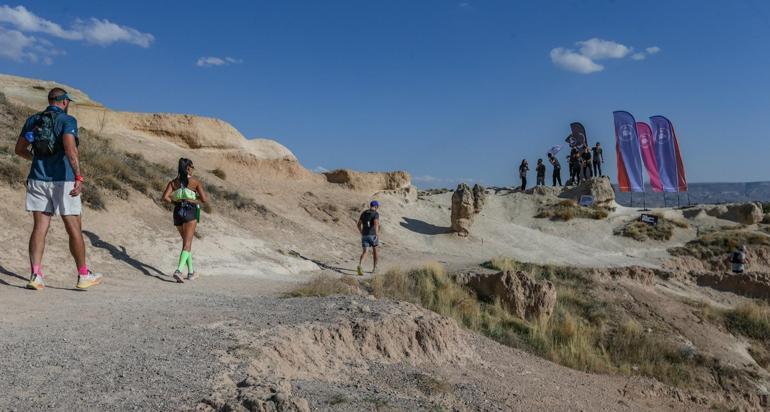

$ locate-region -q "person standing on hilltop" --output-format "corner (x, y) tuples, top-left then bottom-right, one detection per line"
(162, 158), (208, 283)
(592, 142), (605, 177)
(568, 149), (580, 185)
(581, 146), (593, 180)
(14, 88), (103, 290)
(518, 159), (529, 191)
(535, 159), (546, 186)
(357, 201), (380, 276)
(548, 153), (562, 186)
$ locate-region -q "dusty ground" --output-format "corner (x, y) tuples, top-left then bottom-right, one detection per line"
(0, 271), (704, 412)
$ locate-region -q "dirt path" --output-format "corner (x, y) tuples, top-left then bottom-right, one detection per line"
(0, 267), (699, 412)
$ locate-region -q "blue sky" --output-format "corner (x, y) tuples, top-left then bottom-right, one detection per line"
(1, 1), (769, 187)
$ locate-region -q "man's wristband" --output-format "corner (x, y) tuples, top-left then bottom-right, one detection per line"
(75, 175), (84, 183)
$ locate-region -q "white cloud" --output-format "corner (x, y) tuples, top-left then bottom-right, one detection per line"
(577, 38), (632, 60)
(0, 5), (153, 64)
(550, 38), (660, 74)
(646, 46), (661, 55)
(0, 5), (79, 39)
(0, 26), (63, 64)
(312, 166), (329, 173)
(550, 47), (603, 74)
(74, 18), (154, 47)
(196, 56), (243, 67)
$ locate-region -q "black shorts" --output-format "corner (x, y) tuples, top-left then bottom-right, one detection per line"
(173, 202), (197, 226)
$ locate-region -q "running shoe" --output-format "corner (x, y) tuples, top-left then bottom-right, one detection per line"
(356, 266), (363, 276)
(26, 274), (45, 291)
(172, 270), (185, 283)
(186, 272), (198, 281)
(76, 271), (103, 290)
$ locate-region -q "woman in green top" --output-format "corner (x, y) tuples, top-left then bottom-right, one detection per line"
(162, 158), (208, 283)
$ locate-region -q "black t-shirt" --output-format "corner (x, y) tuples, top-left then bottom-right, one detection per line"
(536, 164), (546, 176)
(581, 151), (591, 161)
(550, 158), (561, 168)
(359, 209), (379, 236)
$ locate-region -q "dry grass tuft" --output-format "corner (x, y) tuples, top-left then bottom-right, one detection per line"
(0, 157), (26, 187)
(367, 261), (696, 387)
(535, 200), (610, 221)
(211, 167), (227, 180)
(285, 275), (359, 298)
(78, 129), (172, 209)
(724, 301), (770, 341)
(614, 214), (688, 242)
(370, 263), (484, 329)
(669, 228), (770, 259)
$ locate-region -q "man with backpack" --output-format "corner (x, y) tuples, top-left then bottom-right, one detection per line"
(14, 88), (103, 291)
(729, 245), (749, 274)
(356, 200), (380, 276)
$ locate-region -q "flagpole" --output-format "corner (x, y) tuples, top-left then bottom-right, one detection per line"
(677, 193), (681, 208)
(663, 192), (667, 208)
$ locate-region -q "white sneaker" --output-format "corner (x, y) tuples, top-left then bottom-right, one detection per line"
(26, 274), (45, 290)
(76, 271), (103, 290)
(173, 270), (185, 283)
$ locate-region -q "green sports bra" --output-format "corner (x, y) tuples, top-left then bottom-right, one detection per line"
(172, 187), (197, 202)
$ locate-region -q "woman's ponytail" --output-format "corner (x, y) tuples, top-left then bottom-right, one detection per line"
(178, 158), (192, 188)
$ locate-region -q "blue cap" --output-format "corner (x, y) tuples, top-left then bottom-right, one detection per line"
(370, 200), (379, 208)
(50, 92), (74, 102)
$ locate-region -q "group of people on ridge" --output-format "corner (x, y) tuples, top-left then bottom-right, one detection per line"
(517, 142), (604, 191)
(13, 87), (381, 290)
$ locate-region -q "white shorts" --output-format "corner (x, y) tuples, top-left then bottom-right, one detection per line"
(26, 179), (82, 216)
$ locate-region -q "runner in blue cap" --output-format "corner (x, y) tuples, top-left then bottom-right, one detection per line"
(356, 200), (380, 276)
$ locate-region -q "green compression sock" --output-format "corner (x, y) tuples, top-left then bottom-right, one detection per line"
(177, 250), (191, 272)
(186, 252), (194, 274)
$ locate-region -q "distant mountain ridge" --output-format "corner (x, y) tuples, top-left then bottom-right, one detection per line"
(613, 181), (770, 207)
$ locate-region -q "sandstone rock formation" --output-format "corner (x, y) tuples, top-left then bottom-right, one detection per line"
(450, 183), (475, 236)
(559, 176), (615, 206)
(455, 271), (556, 321)
(472, 184), (487, 213)
(528, 185), (560, 196)
(702, 203), (764, 225)
(323, 169), (411, 192)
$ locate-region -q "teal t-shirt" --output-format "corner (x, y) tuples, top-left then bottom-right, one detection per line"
(20, 106), (78, 182)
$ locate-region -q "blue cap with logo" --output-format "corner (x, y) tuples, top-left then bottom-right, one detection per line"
(370, 200), (379, 208)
